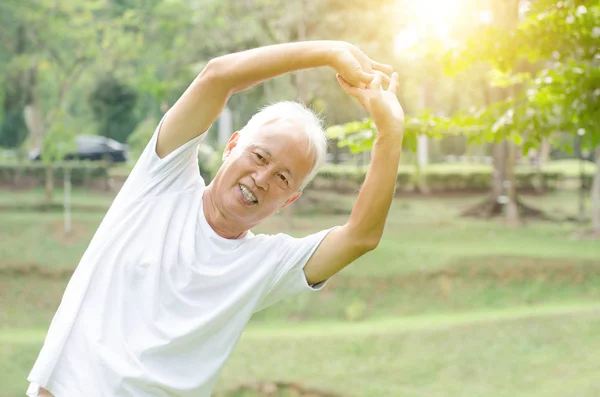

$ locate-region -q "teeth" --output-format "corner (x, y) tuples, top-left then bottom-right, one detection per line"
(240, 184), (257, 203)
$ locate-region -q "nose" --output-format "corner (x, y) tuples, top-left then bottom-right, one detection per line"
(252, 167), (270, 190)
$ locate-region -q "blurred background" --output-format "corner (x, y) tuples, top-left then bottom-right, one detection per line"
(1, 0), (599, 396)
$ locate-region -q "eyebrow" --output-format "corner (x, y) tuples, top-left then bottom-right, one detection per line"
(255, 146), (294, 180)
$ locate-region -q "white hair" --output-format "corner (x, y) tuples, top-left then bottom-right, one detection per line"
(236, 101), (328, 191)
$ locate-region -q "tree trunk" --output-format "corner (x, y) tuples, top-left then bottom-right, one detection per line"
(461, 0), (543, 223)
(493, 141), (507, 201)
(64, 166), (72, 235)
(23, 68), (44, 150)
(462, 138), (544, 220)
(461, 142), (505, 218)
(539, 136), (551, 165)
(533, 137), (551, 193)
(24, 100), (44, 150)
(415, 67), (434, 194)
(592, 145), (600, 233)
(504, 141), (521, 226)
(331, 140), (341, 164)
(282, 0), (308, 232)
(45, 165), (54, 203)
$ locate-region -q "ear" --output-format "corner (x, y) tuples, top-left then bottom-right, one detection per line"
(279, 191), (302, 210)
(222, 131), (240, 161)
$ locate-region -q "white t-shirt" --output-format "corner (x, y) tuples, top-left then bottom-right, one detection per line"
(26, 117), (336, 397)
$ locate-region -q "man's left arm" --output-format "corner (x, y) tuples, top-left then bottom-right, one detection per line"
(304, 72), (404, 285)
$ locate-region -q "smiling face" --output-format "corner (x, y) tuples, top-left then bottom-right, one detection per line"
(207, 119), (315, 231)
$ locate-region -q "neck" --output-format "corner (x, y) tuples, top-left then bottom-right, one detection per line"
(202, 186), (248, 239)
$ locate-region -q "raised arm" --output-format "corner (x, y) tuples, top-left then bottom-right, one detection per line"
(156, 41), (391, 158)
(304, 71), (405, 285)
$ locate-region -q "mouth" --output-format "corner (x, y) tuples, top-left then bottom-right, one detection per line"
(238, 184), (258, 205)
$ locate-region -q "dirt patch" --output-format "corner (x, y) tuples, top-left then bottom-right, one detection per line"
(3, 256), (598, 287)
(217, 381), (343, 397)
(570, 228), (600, 240)
(329, 256), (600, 290)
(0, 203), (108, 212)
(0, 263), (73, 279)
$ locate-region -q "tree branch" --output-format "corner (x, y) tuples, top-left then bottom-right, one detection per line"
(43, 60), (87, 128)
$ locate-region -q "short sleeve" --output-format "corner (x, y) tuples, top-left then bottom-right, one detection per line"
(254, 226), (340, 312)
(118, 114), (208, 201)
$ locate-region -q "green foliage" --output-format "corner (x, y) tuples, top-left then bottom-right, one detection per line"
(89, 74), (139, 143)
(126, 116), (159, 160)
(0, 108), (28, 148)
(326, 119), (375, 153)
(326, 110), (488, 154)
(0, 55), (31, 149)
(40, 111), (76, 166)
(527, 60), (600, 151)
(440, 0), (600, 154)
(324, 0), (600, 158)
(0, 0), (403, 158)
(444, 1), (599, 75)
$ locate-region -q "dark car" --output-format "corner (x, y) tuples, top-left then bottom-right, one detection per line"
(30, 136), (130, 163)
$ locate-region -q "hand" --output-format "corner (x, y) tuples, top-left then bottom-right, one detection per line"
(330, 43), (393, 88)
(337, 71), (404, 137)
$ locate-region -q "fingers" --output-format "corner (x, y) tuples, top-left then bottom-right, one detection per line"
(337, 49), (392, 87)
(371, 60), (394, 75)
(388, 72), (399, 94)
(336, 74), (363, 98)
(367, 66), (391, 88)
(357, 71), (374, 86)
(373, 70), (391, 87)
(369, 72), (383, 92)
(336, 74), (368, 109)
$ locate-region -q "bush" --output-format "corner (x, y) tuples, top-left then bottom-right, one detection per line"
(0, 162), (109, 189)
(2, 161), (593, 193)
(306, 162), (595, 193)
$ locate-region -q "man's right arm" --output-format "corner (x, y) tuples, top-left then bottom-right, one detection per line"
(156, 41), (391, 158)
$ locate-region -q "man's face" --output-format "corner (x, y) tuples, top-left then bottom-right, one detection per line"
(209, 119), (314, 229)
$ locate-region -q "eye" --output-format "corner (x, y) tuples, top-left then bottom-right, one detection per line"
(255, 153), (265, 162)
(278, 174), (289, 184)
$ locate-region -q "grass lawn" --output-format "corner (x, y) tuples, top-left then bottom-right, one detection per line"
(1, 188), (599, 273)
(1, 188), (599, 396)
(2, 305), (599, 397)
(0, 187), (116, 209)
(217, 307), (600, 397)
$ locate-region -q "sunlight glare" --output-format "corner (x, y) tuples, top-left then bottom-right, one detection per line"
(414, 0), (462, 26)
(394, 0), (471, 57)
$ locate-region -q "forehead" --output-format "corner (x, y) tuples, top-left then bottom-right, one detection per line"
(251, 120), (314, 176)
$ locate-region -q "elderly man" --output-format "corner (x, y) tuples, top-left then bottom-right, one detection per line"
(27, 41), (404, 397)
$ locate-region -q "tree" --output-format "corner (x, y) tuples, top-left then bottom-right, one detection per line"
(0, 0), (143, 198)
(451, 0), (600, 230)
(513, 0), (600, 232)
(89, 75), (138, 143)
(329, 0), (599, 229)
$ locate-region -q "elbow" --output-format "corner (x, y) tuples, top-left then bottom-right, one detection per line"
(198, 58), (233, 93)
(201, 58), (224, 82)
(353, 234), (380, 253)
(343, 224), (381, 253)
(203, 57), (248, 95)
(361, 238), (380, 252)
